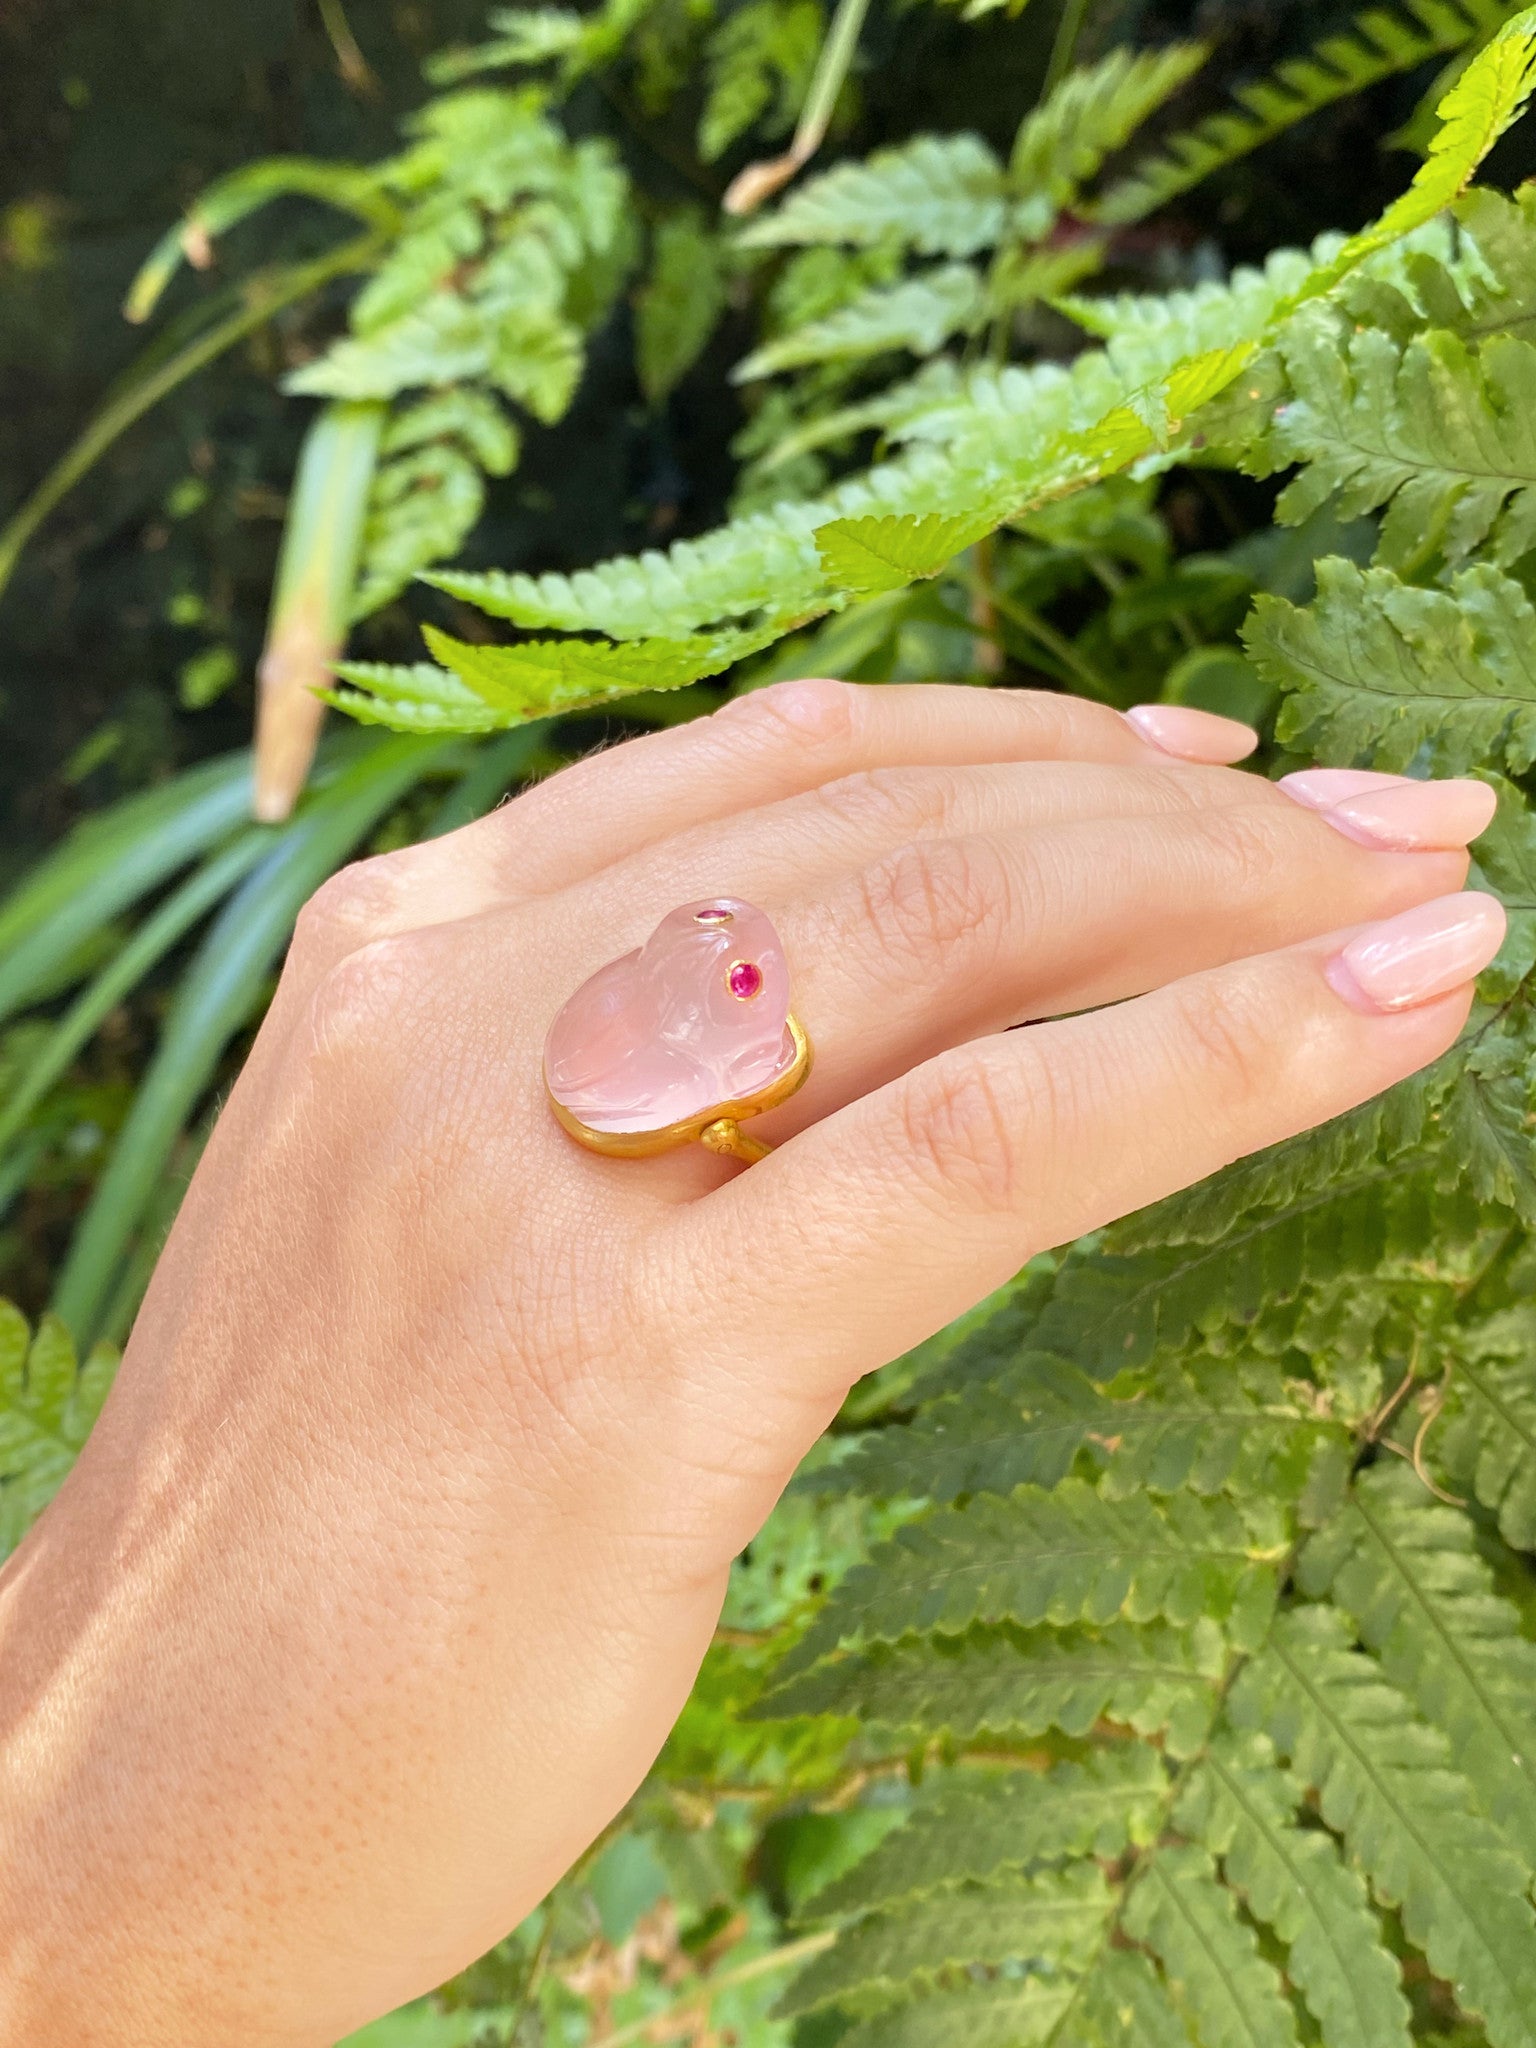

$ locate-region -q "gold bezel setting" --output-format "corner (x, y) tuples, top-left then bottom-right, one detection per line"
(546, 1013), (812, 1163)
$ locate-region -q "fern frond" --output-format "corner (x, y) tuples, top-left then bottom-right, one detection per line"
(1009, 43), (1209, 236)
(732, 263), (986, 379)
(761, 1618), (1227, 1757)
(0, 1302), (118, 1560)
(324, 659), (511, 733)
(636, 210), (729, 406)
(1267, 312), (1536, 570)
(781, 1482), (1284, 1681)
(815, 510), (993, 592)
(811, 1748), (1168, 1916)
(1230, 1605), (1536, 2048)
(832, 1977), (1078, 2048)
(1437, 1307), (1536, 1548)
(737, 132), (1007, 256)
(1029, 1164), (1477, 1375)
(1122, 1842), (1301, 2048)
(1299, 1462), (1536, 1861)
(1251, 557), (1536, 775)
(778, 1861), (1114, 2019)
(1093, 0), (1536, 229)
(809, 1347), (1350, 1516)
(699, 0), (821, 162)
(1176, 1730), (1413, 2048)
(1056, 241), (1328, 355)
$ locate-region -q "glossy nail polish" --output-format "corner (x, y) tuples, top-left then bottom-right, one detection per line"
(1123, 705), (1259, 764)
(1325, 892), (1507, 1014)
(1280, 772), (1496, 850)
(1277, 769), (1413, 809)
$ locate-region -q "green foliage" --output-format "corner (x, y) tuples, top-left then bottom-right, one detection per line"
(0, 1301), (117, 1559)
(1093, 0), (1536, 229)
(700, 0), (822, 161)
(637, 210), (731, 405)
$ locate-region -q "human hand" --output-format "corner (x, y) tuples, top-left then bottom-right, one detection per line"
(0, 682), (1504, 2045)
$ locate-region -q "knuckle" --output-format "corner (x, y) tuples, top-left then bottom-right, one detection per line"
(812, 765), (957, 840)
(1195, 803), (1286, 897)
(303, 930), (421, 1065)
(291, 853), (413, 962)
(858, 836), (1011, 975)
(1170, 972), (1272, 1100)
(898, 1053), (1023, 1211)
(717, 677), (859, 751)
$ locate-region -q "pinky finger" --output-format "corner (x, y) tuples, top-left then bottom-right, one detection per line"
(679, 892), (1506, 1410)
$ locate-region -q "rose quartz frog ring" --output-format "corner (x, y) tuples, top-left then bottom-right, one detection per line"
(544, 898), (812, 1164)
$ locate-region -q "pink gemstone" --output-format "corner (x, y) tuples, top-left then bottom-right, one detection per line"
(545, 897), (796, 1135)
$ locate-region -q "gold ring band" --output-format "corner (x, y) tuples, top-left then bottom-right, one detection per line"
(546, 1014), (813, 1163)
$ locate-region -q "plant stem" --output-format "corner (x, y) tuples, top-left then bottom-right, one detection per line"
(984, 581), (1117, 702)
(722, 0), (872, 212)
(0, 230), (383, 608)
(1045, 0), (1093, 95)
(317, 0), (381, 97)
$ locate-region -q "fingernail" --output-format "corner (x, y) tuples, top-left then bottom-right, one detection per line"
(1278, 769), (1414, 810)
(1281, 772), (1497, 850)
(1325, 892), (1507, 1014)
(1123, 705), (1258, 764)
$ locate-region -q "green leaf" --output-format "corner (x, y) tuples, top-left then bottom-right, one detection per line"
(0, 752), (255, 1026)
(325, 661), (514, 734)
(1324, 8), (1536, 286)
(761, 1618), (1227, 1758)
(834, 1979), (1079, 2048)
(0, 1303), (118, 1560)
(1030, 1164), (1480, 1377)
(1300, 1462), (1536, 1862)
(124, 156), (398, 323)
(636, 211), (729, 406)
(778, 1861), (1114, 2019)
(811, 1748), (1168, 1916)
(813, 1349), (1345, 1513)
(1437, 1307), (1536, 1550)
(1008, 44), (1209, 236)
(815, 510), (988, 593)
(424, 621), (776, 711)
(1229, 1606), (1536, 2048)
(1268, 314), (1536, 570)
(1094, 0), (1536, 230)
(781, 1481), (1284, 1678)
(733, 263), (986, 380)
(699, 0), (821, 161)
(1122, 1843), (1300, 2048)
(738, 133), (1007, 257)
(1251, 558), (1536, 776)
(1176, 1731), (1412, 2048)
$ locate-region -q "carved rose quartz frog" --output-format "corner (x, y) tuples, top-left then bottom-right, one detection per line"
(543, 898), (810, 1158)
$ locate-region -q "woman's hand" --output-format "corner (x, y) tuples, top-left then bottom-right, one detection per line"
(0, 682), (1504, 2045)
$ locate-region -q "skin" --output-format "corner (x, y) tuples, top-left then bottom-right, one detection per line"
(0, 680), (1502, 2045)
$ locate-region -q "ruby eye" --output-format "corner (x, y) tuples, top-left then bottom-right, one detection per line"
(727, 961), (762, 1000)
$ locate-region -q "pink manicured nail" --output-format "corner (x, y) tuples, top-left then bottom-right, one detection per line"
(1278, 769), (1414, 809)
(1325, 892), (1507, 1014)
(1123, 705), (1258, 764)
(1280, 771), (1497, 850)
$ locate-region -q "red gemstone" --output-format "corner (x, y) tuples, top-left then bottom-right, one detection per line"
(694, 905), (734, 925)
(727, 960), (763, 1001)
